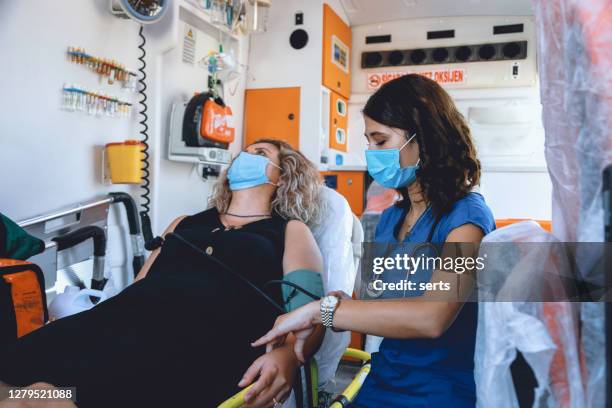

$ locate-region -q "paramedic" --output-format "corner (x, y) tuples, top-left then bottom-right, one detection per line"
(250, 74), (496, 407)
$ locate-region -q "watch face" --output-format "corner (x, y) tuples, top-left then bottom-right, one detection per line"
(322, 295), (338, 308)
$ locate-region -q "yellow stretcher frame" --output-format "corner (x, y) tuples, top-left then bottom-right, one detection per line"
(218, 348), (372, 408)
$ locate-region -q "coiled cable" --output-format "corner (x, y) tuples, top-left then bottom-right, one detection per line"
(136, 25), (160, 251)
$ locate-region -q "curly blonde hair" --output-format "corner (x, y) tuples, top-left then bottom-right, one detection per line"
(209, 139), (323, 224)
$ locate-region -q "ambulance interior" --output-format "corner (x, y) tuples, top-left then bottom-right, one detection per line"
(0, 0), (610, 407)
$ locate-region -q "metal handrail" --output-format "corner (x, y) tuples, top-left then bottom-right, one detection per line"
(217, 348), (371, 408)
(18, 197), (113, 228)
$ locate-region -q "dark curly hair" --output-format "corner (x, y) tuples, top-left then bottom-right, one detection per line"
(363, 74), (480, 215)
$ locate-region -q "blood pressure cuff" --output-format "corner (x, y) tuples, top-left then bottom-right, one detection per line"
(281, 269), (323, 312)
(0, 213), (44, 260)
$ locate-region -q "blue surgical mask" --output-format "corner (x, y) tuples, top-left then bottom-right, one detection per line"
(365, 133), (420, 189)
(227, 151), (281, 191)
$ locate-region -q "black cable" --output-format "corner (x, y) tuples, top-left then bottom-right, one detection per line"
(136, 24), (159, 251)
(263, 280), (321, 301)
(168, 232), (321, 312)
(168, 232), (287, 313)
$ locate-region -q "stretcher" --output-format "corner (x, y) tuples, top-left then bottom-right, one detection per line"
(0, 194), (146, 343)
(16, 193), (145, 301)
(7, 187), (363, 406)
(218, 348), (372, 408)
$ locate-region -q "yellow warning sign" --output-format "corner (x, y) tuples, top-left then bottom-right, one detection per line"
(183, 24), (196, 65)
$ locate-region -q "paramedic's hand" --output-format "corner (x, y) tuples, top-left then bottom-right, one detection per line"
(328, 290), (352, 301)
(238, 347), (298, 408)
(251, 301), (319, 363)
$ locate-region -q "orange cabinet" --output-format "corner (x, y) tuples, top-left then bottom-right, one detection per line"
(321, 170), (366, 216)
(244, 87), (300, 149)
(495, 218), (552, 232)
(349, 331), (365, 357)
(322, 4), (351, 99)
(329, 91), (348, 152)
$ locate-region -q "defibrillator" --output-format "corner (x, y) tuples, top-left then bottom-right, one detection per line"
(168, 92), (234, 174)
(183, 92), (235, 148)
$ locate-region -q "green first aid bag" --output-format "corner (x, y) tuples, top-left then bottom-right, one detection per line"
(0, 213), (44, 260)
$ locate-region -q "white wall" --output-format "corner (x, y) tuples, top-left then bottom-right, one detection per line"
(347, 92), (552, 220)
(0, 0), (140, 220)
(0, 0), (249, 285)
(148, 2), (249, 231)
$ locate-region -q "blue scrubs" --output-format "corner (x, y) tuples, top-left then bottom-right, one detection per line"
(352, 192), (495, 408)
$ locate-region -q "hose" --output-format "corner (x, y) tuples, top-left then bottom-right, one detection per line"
(262, 280), (321, 302)
(166, 232), (322, 314)
(169, 232), (286, 313)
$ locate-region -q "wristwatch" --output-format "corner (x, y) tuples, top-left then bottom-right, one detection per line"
(320, 295), (340, 329)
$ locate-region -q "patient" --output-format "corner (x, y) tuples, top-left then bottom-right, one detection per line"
(0, 140), (326, 408)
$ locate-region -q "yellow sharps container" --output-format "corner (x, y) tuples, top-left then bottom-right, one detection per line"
(105, 140), (144, 184)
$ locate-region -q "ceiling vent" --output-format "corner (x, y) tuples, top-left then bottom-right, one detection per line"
(361, 41), (527, 68)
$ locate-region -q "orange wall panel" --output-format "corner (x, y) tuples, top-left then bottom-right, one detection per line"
(329, 91), (348, 152)
(349, 331), (365, 353)
(321, 170), (365, 216)
(244, 87), (300, 149)
(323, 4), (351, 99)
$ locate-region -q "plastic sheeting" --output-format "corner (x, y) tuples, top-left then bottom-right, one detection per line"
(363, 182), (398, 214)
(475, 222), (584, 408)
(532, 0), (612, 243)
(309, 186), (358, 390)
(531, 1), (612, 406)
(359, 181), (397, 354)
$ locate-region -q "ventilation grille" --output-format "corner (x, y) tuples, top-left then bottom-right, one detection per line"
(361, 41), (528, 68)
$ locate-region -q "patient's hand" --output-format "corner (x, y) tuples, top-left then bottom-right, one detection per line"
(0, 383), (76, 408)
(238, 347), (299, 408)
(251, 301), (320, 362)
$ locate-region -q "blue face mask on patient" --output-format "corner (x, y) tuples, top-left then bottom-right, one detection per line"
(227, 152), (281, 191)
(365, 133), (420, 189)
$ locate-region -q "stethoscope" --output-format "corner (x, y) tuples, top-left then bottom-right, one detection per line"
(365, 211), (443, 299)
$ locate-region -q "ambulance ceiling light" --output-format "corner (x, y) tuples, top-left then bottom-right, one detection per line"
(340, 0), (358, 13)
